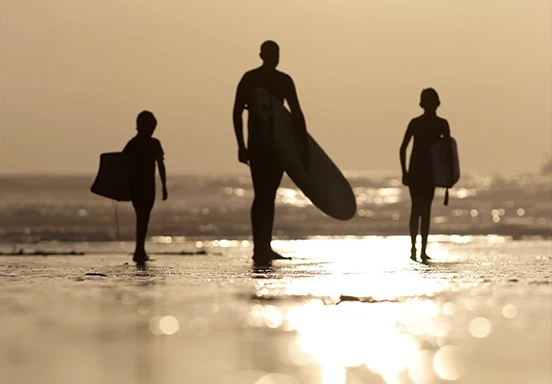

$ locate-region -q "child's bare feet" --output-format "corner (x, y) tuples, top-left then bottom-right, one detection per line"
(133, 251), (148, 267)
(270, 250), (291, 260)
(421, 253), (432, 262)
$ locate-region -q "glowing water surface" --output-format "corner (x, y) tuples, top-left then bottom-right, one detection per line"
(0, 236), (550, 384)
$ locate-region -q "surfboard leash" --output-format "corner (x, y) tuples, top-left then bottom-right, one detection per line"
(112, 200), (120, 241)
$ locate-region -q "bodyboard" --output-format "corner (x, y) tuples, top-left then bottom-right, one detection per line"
(249, 87), (356, 220)
(90, 152), (132, 201)
(431, 137), (460, 188)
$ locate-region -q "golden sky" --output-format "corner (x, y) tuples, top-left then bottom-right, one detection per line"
(1, 0), (550, 174)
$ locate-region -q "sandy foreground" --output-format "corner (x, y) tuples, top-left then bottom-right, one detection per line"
(0, 237), (551, 384)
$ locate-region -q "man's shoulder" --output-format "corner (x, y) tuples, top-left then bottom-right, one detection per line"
(275, 69), (292, 80)
(242, 68), (292, 80)
(272, 70), (294, 87)
(242, 68), (261, 80)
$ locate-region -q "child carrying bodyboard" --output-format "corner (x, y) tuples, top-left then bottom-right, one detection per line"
(90, 111), (168, 268)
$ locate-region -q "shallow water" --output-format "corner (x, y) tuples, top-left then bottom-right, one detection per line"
(1, 173), (550, 241)
(0, 236), (550, 384)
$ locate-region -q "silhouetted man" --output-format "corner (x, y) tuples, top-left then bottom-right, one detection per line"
(232, 40), (309, 268)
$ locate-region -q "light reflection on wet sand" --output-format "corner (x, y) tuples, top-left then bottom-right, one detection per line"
(0, 236), (550, 384)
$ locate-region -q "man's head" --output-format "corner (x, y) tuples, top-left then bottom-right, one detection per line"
(259, 40), (279, 69)
(419, 88), (440, 111)
(136, 110), (157, 136)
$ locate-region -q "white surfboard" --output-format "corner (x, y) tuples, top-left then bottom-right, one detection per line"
(249, 87), (356, 220)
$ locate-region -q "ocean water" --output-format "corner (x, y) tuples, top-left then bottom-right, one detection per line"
(0, 172), (550, 243)
(1, 173), (551, 384)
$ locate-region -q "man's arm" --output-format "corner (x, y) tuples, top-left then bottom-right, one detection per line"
(400, 121), (413, 185)
(232, 75), (249, 165)
(285, 77), (309, 171)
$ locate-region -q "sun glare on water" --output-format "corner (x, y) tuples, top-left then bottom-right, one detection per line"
(247, 237), (469, 383)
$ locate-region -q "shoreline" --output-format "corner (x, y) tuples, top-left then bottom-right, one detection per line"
(0, 233), (550, 258)
(0, 225), (550, 244)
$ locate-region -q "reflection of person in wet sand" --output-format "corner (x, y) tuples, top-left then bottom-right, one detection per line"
(400, 88), (451, 262)
(123, 111), (168, 268)
(232, 40), (309, 268)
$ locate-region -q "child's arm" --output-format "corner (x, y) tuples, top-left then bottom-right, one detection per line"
(233, 75), (249, 165)
(155, 139), (168, 201)
(157, 158), (168, 201)
(399, 121), (414, 185)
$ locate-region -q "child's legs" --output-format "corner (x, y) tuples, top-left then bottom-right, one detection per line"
(417, 187), (435, 255)
(420, 198), (433, 255)
(409, 179), (435, 254)
(409, 199), (421, 252)
(409, 184), (423, 252)
(132, 200), (154, 255)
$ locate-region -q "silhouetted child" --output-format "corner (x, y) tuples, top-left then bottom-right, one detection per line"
(400, 88), (451, 262)
(123, 111), (168, 267)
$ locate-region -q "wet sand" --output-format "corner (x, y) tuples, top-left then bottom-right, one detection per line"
(0, 237), (551, 384)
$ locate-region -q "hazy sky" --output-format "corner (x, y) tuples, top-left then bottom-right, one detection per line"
(1, 0), (550, 175)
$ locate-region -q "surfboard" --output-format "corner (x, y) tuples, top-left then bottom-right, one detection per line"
(249, 87), (356, 220)
(431, 137), (460, 188)
(90, 152), (132, 201)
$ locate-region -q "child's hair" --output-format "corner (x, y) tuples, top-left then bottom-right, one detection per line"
(136, 111), (157, 133)
(420, 88), (440, 109)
